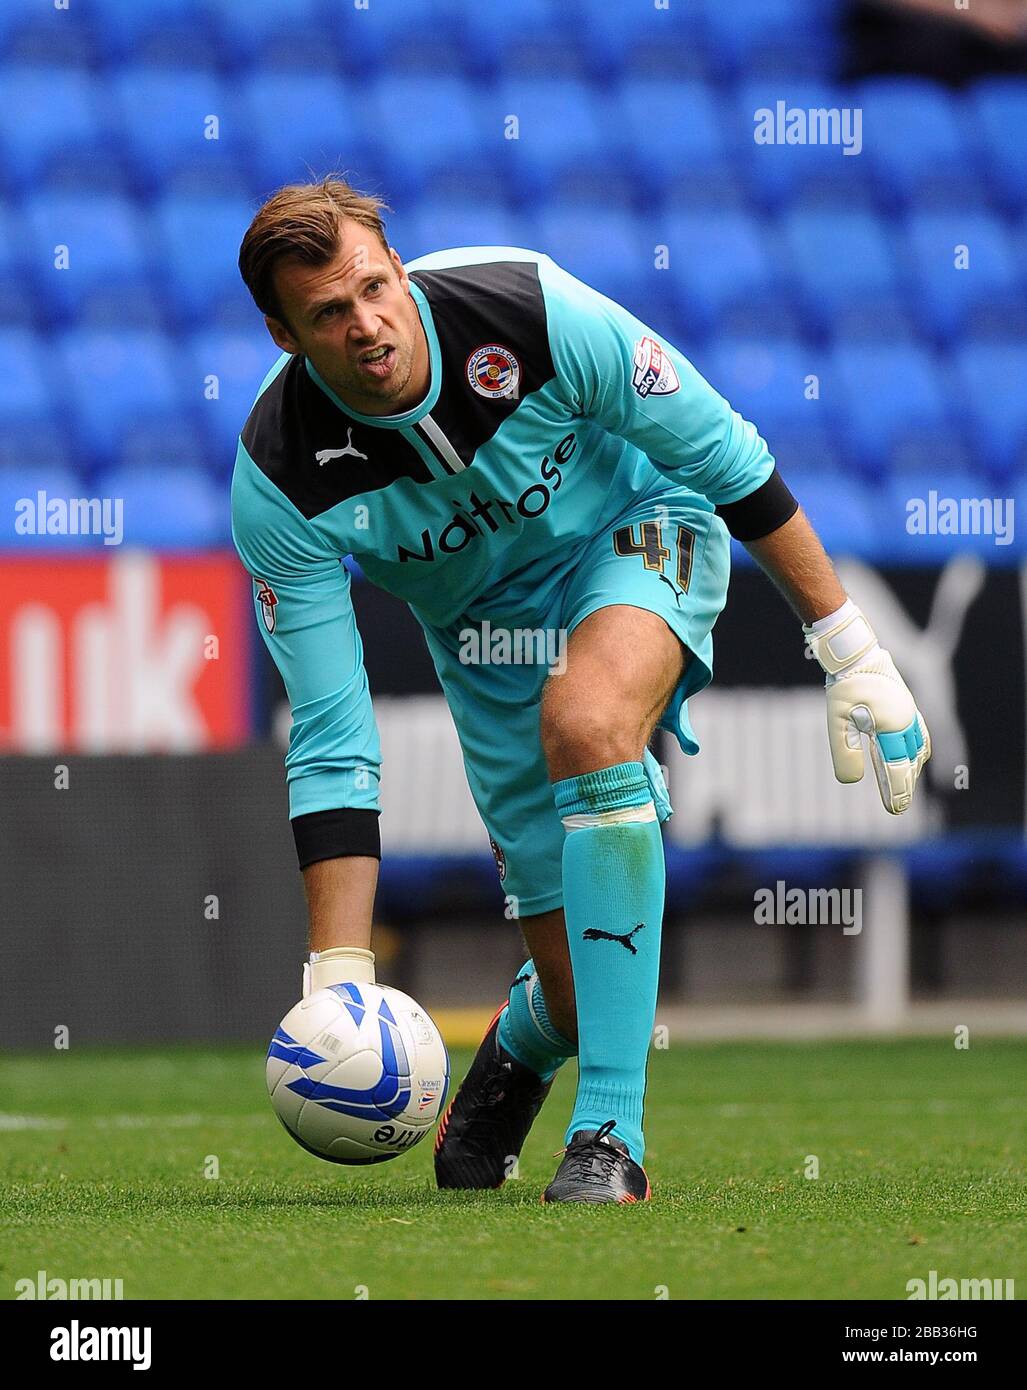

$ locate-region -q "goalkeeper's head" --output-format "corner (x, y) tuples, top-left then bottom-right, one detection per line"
(238, 173), (428, 417)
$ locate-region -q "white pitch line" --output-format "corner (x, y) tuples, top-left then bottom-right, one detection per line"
(0, 1113), (269, 1131)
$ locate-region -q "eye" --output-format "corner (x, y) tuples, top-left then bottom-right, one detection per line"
(367, 279), (384, 294)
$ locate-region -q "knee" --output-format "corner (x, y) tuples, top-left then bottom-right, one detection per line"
(540, 684), (639, 780)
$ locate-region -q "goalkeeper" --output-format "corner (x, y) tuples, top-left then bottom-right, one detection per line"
(232, 177), (929, 1205)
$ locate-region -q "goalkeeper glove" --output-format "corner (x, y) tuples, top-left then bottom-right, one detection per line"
(803, 599), (931, 815)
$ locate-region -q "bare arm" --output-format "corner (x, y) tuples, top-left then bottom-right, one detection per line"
(743, 505), (847, 624)
(302, 855), (379, 953)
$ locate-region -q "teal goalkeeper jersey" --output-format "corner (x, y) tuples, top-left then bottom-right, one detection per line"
(230, 246), (790, 831)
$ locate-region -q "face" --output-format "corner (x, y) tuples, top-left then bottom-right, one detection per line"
(266, 220), (429, 416)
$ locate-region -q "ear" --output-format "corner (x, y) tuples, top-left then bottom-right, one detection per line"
(389, 246), (408, 289)
(265, 315), (299, 355)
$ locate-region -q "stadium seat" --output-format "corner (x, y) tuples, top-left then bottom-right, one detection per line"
(491, 77), (614, 199)
(733, 79), (867, 209)
(58, 328), (186, 470)
(613, 80), (727, 198)
(708, 338), (829, 440)
(240, 72), (379, 194)
(952, 342), (1027, 480)
(830, 343), (948, 476)
(186, 328), (282, 473)
(856, 78), (969, 206)
(109, 66), (240, 192)
(83, 0), (206, 60)
(781, 208), (901, 334)
(0, 64), (103, 190)
(904, 211), (1019, 342)
(0, 202), (33, 326)
(0, 327), (52, 429)
(369, 76), (492, 197)
(777, 471), (880, 558)
(565, 0), (698, 77)
(197, 0), (322, 63)
(22, 192), (151, 322)
(665, 210), (776, 334)
(94, 465), (229, 548)
(150, 194), (254, 323)
(970, 79), (1027, 214)
(533, 206), (662, 310)
(406, 199), (532, 263)
(699, 0), (838, 79)
(324, 0), (467, 76)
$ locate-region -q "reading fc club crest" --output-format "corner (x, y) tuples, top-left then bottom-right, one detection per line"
(253, 577), (278, 634)
(466, 343), (521, 400)
(631, 335), (680, 399)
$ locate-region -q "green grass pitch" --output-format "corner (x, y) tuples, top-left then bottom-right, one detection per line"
(2, 1039), (1024, 1300)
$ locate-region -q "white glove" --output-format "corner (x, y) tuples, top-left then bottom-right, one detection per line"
(302, 946), (376, 997)
(803, 599), (931, 815)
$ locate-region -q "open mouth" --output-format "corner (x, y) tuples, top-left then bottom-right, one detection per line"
(358, 344), (395, 376)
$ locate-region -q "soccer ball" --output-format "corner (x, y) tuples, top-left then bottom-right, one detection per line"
(267, 982), (450, 1165)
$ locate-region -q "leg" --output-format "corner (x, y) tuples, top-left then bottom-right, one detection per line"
(541, 606), (688, 1175)
(520, 907), (577, 1044)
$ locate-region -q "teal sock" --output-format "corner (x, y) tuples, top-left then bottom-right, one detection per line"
(497, 958), (577, 1084)
(552, 761), (664, 1165)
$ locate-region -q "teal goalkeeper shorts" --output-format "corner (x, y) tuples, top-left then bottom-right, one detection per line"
(414, 485), (732, 917)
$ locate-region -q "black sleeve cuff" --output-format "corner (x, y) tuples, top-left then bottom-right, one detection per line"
(291, 808), (382, 870)
(715, 467), (799, 542)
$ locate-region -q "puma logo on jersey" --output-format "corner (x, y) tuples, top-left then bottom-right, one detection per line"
(315, 427), (367, 465)
(582, 923), (646, 954)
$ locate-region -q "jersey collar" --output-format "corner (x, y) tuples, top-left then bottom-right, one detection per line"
(302, 280), (441, 430)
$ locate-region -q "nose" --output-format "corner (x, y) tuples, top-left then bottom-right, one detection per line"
(350, 303), (381, 344)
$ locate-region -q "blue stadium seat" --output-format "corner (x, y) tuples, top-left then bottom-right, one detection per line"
(22, 192), (150, 321)
(0, 204), (33, 325)
(0, 327), (53, 435)
(95, 466), (228, 548)
(665, 210), (775, 334)
(856, 78), (969, 205)
(733, 79), (867, 209)
(778, 471), (880, 558)
(613, 80), (727, 197)
(782, 208), (900, 333)
(186, 329), (281, 473)
(241, 72), (378, 192)
(369, 76), (491, 196)
(58, 328), (185, 470)
(0, 464), (95, 551)
(952, 342), (1027, 480)
(325, 0), (467, 75)
(533, 206), (660, 308)
(83, 0), (206, 60)
(0, 65), (103, 190)
(109, 66), (239, 191)
(699, 0), (838, 78)
(198, 0), (322, 62)
(904, 211), (1019, 341)
(971, 79), (1027, 213)
(709, 338), (834, 441)
(406, 200), (532, 262)
(461, 0), (565, 73)
(492, 78), (613, 198)
(830, 343), (948, 476)
(565, 0), (696, 76)
(151, 194), (254, 322)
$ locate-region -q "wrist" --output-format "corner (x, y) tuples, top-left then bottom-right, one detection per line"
(303, 946), (376, 996)
(803, 598), (879, 675)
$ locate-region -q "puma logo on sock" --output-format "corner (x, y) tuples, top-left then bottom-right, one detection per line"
(582, 923), (646, 954)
